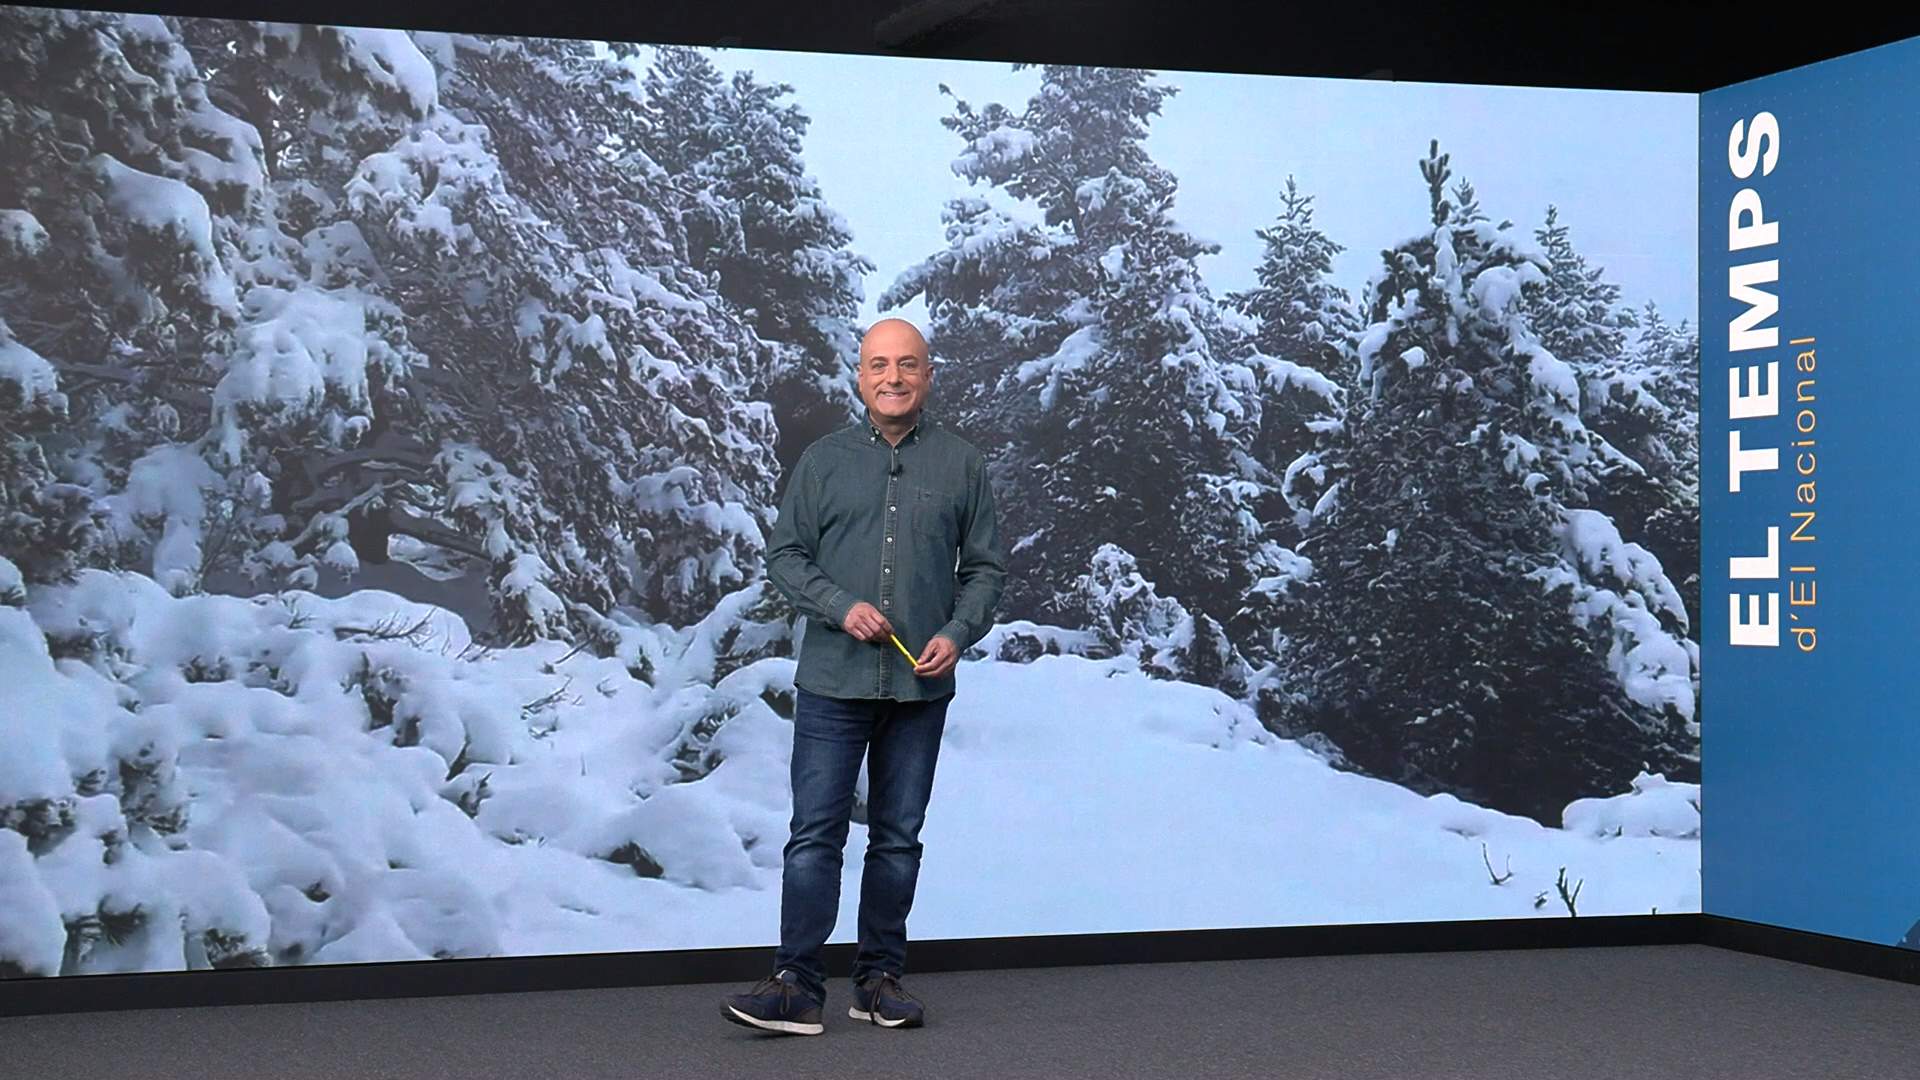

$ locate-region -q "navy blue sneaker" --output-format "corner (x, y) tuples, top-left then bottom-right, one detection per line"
(849, 971), (925, 1028)
(722, 970), (824, 1036)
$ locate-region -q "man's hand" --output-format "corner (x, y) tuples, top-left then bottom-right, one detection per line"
(913, 635), (959, 679)
(842, 601), (893, 643)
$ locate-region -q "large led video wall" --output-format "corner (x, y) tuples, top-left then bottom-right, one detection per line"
(0, 6), (1699, 978)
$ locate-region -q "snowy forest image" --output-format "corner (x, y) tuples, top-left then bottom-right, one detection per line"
(0, 7), (1702, 979)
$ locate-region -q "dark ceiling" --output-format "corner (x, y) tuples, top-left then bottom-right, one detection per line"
(39, 0), (1920, 92)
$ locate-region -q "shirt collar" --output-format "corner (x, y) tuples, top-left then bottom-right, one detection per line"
(866, 410), (930, 444)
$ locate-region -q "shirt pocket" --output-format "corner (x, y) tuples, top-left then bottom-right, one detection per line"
(910, 484), (957, 546)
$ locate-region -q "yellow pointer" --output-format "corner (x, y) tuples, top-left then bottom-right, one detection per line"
(887, 631), (918, 665)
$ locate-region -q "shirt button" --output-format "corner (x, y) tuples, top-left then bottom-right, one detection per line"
(889, 505), (896, 512)
(883, 567), (891, 574)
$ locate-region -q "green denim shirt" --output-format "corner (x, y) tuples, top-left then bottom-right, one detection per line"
(766, 412), (1006, 701)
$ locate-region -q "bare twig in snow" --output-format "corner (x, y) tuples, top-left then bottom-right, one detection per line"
(334, 611), (435, 645)
(522, 676), (574, 717)
(1556, 867), (1584, 917)
(1481, 842), (1513, 885)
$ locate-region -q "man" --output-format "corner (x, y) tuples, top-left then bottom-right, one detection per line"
(722, 317), (1006, 1035)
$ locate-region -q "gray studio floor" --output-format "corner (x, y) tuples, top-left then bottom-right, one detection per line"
(5, 945), (1917, 1079)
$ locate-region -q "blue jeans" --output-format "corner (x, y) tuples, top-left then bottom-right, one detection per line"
(774, 687), (951, 1004)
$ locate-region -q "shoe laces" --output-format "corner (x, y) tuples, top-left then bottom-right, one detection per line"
(753, 972), (801, 1009)
(867, 971), (919, 1010)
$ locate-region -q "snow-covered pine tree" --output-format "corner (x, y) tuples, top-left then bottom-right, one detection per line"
(1628, 305), (1699, 628)
(1576, 301), (1702, 641)
(0, 316), (97, 584)
(879, 193), (1079, 479)
(634, 44), (729, 181)
(0, 11), (223, 590)
(1219, 177), (1358, 671)
(338, 32), (784, 640)
(176, 19), (439, 589)
(884, 66), (1327, 670)
(1524, 206), (1637, 375)
(1226, 176), (1361, 387)
(1520, 205), (1700, 640)
(1445, 181), (1698, 744)
(1279, 142), (1696, 823)
(0, 11), (424, 599)
(1075, 542), (1245, 691)
(7, 13), (817, 646)
(637, 47), (873, 487)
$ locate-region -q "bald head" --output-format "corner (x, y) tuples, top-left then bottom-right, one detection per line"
(860, 317), (928, 360)
(858, 317), (932, 427)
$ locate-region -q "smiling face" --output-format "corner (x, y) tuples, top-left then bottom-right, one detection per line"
(858, 318), (933, 424)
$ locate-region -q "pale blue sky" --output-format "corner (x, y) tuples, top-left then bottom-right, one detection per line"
(643, 47), (1698, 333)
